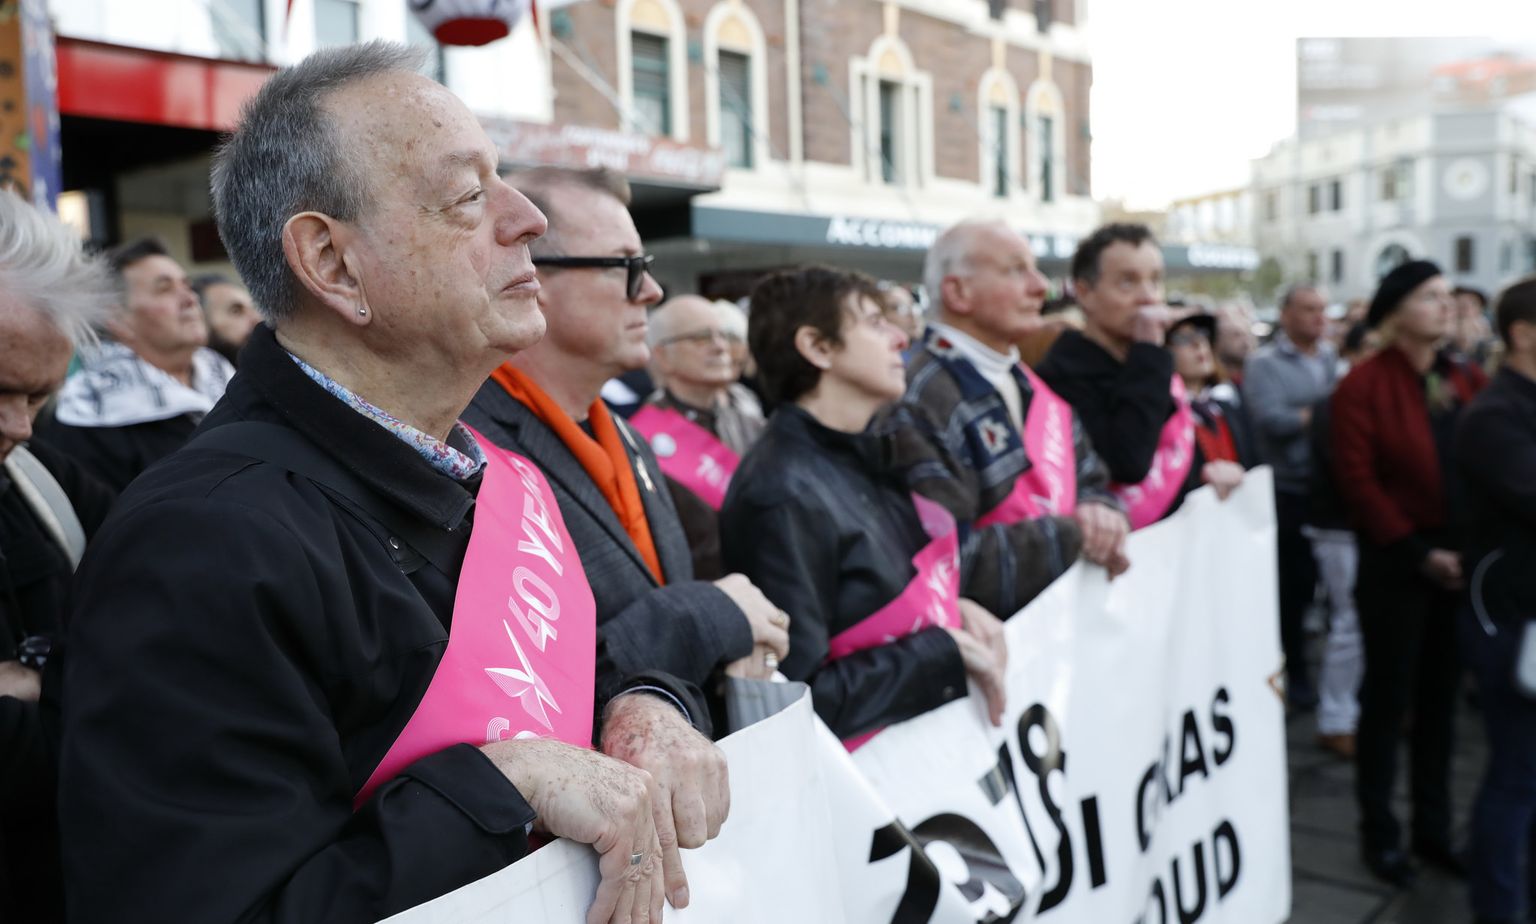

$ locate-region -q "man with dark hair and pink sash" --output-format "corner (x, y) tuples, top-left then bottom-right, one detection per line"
(721, 265), (1009, 748)
(629, 295), (765, 579)
(881, 218), (1131, 621)
(1037, 223), (1244, 530)
(58, 43), (725, 924)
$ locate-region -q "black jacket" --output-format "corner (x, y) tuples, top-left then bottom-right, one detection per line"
(57, 326), (705, 923)
(1037, 331), (1205, 518)
(719, 406), (968, 740)
(33, 413), (197, 494)
(464, 382), (754, 705)
(1456, 367), (1536, 626)
(1, 442), (113, 923)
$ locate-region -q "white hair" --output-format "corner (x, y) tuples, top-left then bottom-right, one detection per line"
(714, 299), (747, 340)
(922, 217), (1011, 314)
(647, 294), (716, 347)
(0, 191), (113, 347)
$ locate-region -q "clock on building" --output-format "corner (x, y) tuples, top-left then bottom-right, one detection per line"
(1442, 157), (1490, 201)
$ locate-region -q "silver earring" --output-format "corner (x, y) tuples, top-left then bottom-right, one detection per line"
(357, 307), (368, 317)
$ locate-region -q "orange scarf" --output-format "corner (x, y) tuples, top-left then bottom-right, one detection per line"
(489, 364), (665, 584)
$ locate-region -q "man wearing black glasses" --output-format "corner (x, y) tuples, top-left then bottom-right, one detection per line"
(464, 167), (790, 732)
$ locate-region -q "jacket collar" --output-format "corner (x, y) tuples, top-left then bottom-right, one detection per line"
(466, 381), (684, 584)
(920, 327), (1037, 404)
(771, 403), (890, 474)
(233, 324), (477, 531)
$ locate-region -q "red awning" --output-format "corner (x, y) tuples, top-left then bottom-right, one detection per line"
(56, 38), (274, 132)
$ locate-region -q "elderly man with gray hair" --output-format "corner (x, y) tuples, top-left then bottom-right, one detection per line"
(0, 191), (117, 924)
(879, 217), (1129, 619)
(630, 295), (765, 578)
(57, 43), (724, 924)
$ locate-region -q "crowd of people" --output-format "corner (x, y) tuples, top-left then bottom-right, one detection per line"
(1, 40), (1534, 924)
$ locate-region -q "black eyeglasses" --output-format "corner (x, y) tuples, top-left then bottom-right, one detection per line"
(532, 253), (655, 302)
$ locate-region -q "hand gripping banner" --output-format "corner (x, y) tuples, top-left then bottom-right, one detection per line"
(385, 471), (1290, 924)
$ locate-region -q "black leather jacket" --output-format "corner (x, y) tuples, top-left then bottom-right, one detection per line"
(720, 405), (968, 739)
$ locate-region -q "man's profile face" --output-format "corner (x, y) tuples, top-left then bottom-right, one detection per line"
(0, 295), (72, 463)
(1076, 241), (1164, 342)
(960, 226), (1049, 344)
(328, 72), (548, 368)
(531, 184), (663, 379)
(202, 282), (261, 353)
(116, 255), (208, 355)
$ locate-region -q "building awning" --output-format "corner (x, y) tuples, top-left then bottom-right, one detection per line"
(484, 118), (724, 207)
(691, 206), (1083, 263)
(56, 38), (274, 132)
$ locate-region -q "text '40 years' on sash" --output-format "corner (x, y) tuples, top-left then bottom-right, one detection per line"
(384, 470), (1290, 924)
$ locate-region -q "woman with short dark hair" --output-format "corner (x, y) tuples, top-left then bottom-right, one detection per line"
(720, 266), (1007, 746)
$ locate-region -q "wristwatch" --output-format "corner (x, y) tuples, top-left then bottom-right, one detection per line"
(17, 635), (51, 672)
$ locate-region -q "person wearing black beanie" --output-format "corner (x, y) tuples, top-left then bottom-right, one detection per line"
(1330, 259), (1488, 887)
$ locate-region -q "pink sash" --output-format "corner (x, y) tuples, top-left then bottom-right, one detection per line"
(1110, 375), (1196, 531)
(629, 405), (740, 510)
(976, 365), (1079, 527)
(825, 494), (962, 752)
(356, 428), (597, 806)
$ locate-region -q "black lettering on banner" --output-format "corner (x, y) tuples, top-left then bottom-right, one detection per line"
(1210, 688), (1234, 766)
(1176, 711), (1209, 796)
(910, 813), (1026, 919)
(1135, 878), (1168, 924)
(1136, 759), (1162, 853)
(868, 822), (943, 924)
(1080, 796), (1108, 888)
(1213, 819), (1241, 899)
(1017, 705), (1074, 913)
(1171, 842), (1208, 924)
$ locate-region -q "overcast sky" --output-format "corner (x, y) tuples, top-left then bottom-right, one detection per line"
(1085, 0), (1536, 209)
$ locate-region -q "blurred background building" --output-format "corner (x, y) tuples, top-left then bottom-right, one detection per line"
(1250, 37), (1536, 303)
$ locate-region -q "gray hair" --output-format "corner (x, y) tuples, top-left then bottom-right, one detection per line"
(646, 294), (715, 347)
(507, 166), (632, 260)
(211, 41), (426, 324)
(1278, 283), (1319, 312)
(0, 191), (113, 347)
(923, 218), (1008, 313)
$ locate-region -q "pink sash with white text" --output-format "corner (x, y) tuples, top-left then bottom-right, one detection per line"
(356, 428), (597, 806)
(1110, 374), (1196, 531)
(976, 365), (1079, 526)
(826, 494), (962, 752)
(629, 405), (740, 510)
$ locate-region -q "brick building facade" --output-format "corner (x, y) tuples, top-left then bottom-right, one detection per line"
(529, 0), (1099, 296)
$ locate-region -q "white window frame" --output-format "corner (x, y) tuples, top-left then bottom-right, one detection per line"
(703, 1), (771, 170)
(1023, 77), (1067, 205)
(978, 67), (1021, 200)
(849, 34), (933, 189)
(616, 0), (690, 142)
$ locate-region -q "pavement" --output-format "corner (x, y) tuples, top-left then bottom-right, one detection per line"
(1285, 692), (1486, 924)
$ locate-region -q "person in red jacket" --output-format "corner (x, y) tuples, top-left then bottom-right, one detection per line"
(1331, 259), (1487, 889)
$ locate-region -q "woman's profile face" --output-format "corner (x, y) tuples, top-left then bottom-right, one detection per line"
(1168, 324), (1215, 386)
(825, 294), (910, 403)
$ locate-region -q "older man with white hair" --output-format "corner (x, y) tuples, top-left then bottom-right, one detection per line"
(58, 44), (723, 924)
(881, 217), (1130, 618)
(0, 191), (117, 924)
(630, 295), (765, 578)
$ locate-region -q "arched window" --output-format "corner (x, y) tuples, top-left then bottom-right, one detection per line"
(617, 0), (689, 141)
(1024, 78), (1066, 204)
(978, 68), (1021, 199)
(703, 2), (770, 170)
(852, 35), (932, 188)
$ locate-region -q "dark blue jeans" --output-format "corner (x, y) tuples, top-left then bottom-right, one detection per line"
(1461, 608), (1536, 921)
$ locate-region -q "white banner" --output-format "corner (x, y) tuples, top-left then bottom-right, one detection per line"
(386, 473), (1290, 924)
